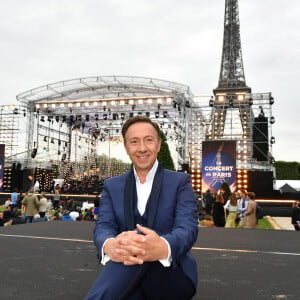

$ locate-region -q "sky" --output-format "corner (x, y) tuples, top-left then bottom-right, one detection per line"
(0, 0), (299, 162)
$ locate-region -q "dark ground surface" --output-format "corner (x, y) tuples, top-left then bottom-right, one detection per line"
(0, 221), (299, 300)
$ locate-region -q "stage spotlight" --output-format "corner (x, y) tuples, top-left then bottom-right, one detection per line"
(113, 113), (119, 120)
(269, 96), (274, 105)
(209, 99), (214, 107)
(86, 115), (90, 121)
(146, 112), (150, 117)
(270, 116), (275, 124)
(259, 107), (265, 117)
(95, 114), (99, 121)
(155, 112), (159, 118)
(55, 116), (60, 122)
(270, 136), (275, 144)
(62, 116), (66, 122)
(249, 97), (253, 105)
(163, 111), (168, 118)
(31, 148), (37, 159)
(121, 113), (125, 120)
(40, 116), (45, 122)
(43, 136), (47, 142)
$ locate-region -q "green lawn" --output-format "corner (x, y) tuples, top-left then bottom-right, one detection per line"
(200, 216), (276, 230)
(0, 206), (7, 212)
(257, 217), (274, 230)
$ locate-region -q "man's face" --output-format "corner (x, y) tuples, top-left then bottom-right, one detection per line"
(124, 122), (161, 174)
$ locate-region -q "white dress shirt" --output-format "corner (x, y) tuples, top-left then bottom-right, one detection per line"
(134, 160), (157, 215)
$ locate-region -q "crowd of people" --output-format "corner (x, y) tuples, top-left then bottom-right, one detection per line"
(198, 188), (263, 229)
(0, 188), (100, 227)
(50, 177), (104, 195)
(2, 186), (300, 231)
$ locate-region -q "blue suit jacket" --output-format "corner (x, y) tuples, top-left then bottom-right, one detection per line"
(94, 165), (198, 288)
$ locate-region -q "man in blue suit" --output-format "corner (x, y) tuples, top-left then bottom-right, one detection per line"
(86, 116), (198, 300)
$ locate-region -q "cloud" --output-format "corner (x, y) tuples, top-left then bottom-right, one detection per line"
(0, 0), (299, 161)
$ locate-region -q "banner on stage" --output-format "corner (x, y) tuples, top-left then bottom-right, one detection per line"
(202, 141), (236, 193)
(0, 144), (4, 192)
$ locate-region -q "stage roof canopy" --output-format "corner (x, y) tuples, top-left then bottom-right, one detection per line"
(16, 75), (193, 104)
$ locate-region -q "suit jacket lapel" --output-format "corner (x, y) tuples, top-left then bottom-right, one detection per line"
(124, 170), (135, 230)
(146, 164), (164, 228)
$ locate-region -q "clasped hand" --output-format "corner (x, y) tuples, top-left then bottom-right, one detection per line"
(104, 224), (168, 266)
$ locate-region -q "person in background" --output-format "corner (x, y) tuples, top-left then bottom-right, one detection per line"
(85, 116), (198, 300)
(53, 184), (61, 210)
(21, 189), (39, 223)
(212, 194), (225, 227)
(291, 200), (300, 231)
(47, 198), (53, 210)
(201, 214), (214, 227)
(3, 205), (16, 224)
(244, 192), (257, 229)
(61, 210), (73, 221)
(38, 193), (48, 218)
(237, 190), (249, 228)
(18, 191), (24, 208)
(4, 198), (11, 208)
(69, 210), (80, 221)
(224, 193), (238, 228)
(0, 211), (5, 226)
(11, 188), (19, 211)
(203, 189), (214, 215)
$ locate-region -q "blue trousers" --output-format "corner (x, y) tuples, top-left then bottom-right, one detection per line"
(85, 261), (195, 300)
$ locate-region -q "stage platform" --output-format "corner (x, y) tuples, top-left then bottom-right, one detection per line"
(0, 221), (299, 300)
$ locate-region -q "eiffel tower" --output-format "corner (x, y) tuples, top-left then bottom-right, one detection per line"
(209, 0), (252, 143)
(204, 0), (275, 192)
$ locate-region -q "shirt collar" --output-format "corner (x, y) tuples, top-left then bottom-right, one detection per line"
(133, 160), (158, 184)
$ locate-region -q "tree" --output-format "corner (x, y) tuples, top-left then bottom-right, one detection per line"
(96, 154), (131, 178)
(274, 161), (300, 180)
(158, 131), (175, 171)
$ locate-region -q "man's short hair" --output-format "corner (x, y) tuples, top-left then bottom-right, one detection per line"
(121, 116), (161, 141)
(247, 192), (256, 200)
(240, 189), (248, 196)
